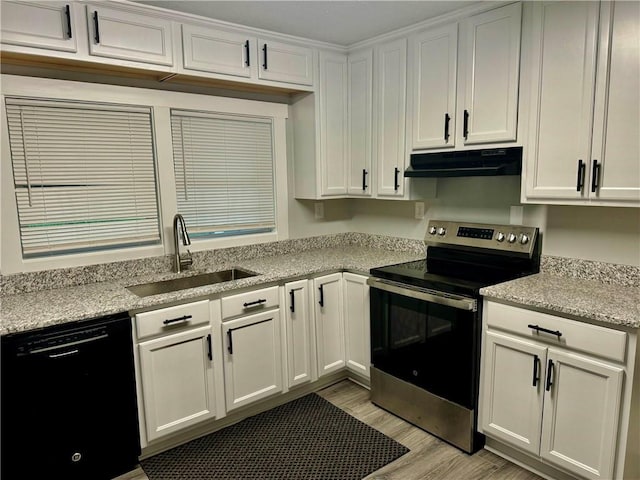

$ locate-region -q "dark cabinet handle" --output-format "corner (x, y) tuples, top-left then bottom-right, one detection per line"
(532, 354), (540, 387)
(527, 324), (562, 339)
(362, 169), (368, 191)
(318, 284), (324, 307)
(163, 314), (192, 325)
(206, 334), (212, 361)
(93, 11), (100, 44)
(64, 5), (72, 39)
(227, 330), (233, 354)
(289, 289), (295, 313)
(444, 113), (450, 142)
(545, 359), (554, 392)
(576, 159), (585, 192)
(243, 298), (267, 308)
(463, 109), (469, 140)
(591, 159), (600, 193)
(262, 43), (268, 70)
(244, 40), (250, 67)
(394, 167), (400, 191)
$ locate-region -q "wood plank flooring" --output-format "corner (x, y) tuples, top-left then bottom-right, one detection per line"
(117, 379), (542, 480)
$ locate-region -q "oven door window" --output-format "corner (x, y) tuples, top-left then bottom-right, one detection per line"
(371, 288), (476, 409)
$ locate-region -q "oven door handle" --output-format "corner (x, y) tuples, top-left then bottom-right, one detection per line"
(367, 277), (477, 311)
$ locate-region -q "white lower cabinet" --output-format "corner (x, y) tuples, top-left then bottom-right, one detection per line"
(283, 279), (316, 388)
(314, 273), (345, 376)
(222, 309), (283, 412)
(343, 272), (370, 379)
(135, 300), (217, 443)
(480, 301), (627, 480)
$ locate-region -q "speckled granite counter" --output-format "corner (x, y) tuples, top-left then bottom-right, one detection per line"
(480, 273), (640, 329)
(0, 246), (422, 335)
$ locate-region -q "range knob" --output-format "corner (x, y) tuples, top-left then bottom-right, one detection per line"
(519, 234), (530, 245)
(428, 226), (437, 235)
(437, 227), (447, 236)
(496, 232), (505, 242)
(507, 233), (517, 243)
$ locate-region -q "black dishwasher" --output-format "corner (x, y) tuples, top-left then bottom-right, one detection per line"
(1, 312), (141, 480)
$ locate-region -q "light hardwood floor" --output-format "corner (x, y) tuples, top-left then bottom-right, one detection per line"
(117, 379), (542, 480)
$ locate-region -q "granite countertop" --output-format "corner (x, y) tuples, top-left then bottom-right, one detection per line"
(0, 246), (422, 335)
(481, 273), (640, 329)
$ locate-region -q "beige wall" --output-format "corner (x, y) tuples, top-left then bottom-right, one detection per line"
(288, 176), (640, 267)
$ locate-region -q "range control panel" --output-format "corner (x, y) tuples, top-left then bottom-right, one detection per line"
(425, 220), (538, 256)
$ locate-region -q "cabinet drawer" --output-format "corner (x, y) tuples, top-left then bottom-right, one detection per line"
(486, 301), (627, 363)
(135, 300), (210, 340)
(221, 286), (279, 320)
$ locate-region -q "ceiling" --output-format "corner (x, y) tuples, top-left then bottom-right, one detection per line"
(136, 1), (479, 46)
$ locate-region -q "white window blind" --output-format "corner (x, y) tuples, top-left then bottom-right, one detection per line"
(5, 98), (160, 257)
(170, 110), (275, 237)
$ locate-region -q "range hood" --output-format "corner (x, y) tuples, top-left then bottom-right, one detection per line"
(405, 147), (522, 178)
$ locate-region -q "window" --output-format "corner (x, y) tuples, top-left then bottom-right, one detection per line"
(5, 98), (160, 257)
(170, 110), (275, 238)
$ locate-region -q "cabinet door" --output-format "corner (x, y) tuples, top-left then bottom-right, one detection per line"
(461, 2), (521, 145)
(138, 326), (216, 442)
(375, 38), (407, 197)
(1, 1), (76, 52)
(87, 5), (174, 66)
(411, 23), (458, 150)
(314, 273), (345, 376)
(343, 273), (370, 378)
(222, 309), (283, 411)
(524, 2), (600, 200)
(480, 331), (547, 456)
(257, 39), (313, 86)
(319, 51), (348, 196)
(181, 24), (252, 78)
(540, 348), (623, 480)
(347, 49), (373, 196)
(590, 1), (640, 202)
(284, 280), (315, 388)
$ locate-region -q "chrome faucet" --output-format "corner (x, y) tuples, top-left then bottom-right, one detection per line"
(173, 213), (193, 273)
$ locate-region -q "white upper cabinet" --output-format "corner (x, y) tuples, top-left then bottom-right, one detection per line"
(590, 1), (640, 202)
(181, 24), (253, 78)
(257, 38), (314, 86)
(1, 1), (77, 52)
(524, 1), (639, 206)
(460, 2), (521, 145)
(86, 4), (174, 66)
(410, 23), (458, 150)
(319, 51), (348, 195)
(375, 37), (407, 197)
(347, 49), (373, 196)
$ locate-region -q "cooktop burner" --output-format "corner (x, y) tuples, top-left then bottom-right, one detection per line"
(371, 220), (541, 296)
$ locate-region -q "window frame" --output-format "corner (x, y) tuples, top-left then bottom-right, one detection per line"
(0, 75), (289, 275)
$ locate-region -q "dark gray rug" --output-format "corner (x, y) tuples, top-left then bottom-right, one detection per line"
(141, 393), (409, 479)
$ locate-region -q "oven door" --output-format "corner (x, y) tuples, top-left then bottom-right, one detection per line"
(368, 277), (479, 409)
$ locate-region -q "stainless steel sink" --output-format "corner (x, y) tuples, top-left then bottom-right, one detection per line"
(126, 268), (257, 297)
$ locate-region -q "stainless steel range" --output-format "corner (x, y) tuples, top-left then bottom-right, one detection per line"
(368, 220), (541, 453)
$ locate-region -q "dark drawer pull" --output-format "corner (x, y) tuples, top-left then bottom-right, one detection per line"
(318, 284), (324, 307)
(463, 109), (469, 140)
(591, 159), (600, 193)
(576, 159), (585, 192)
(532, 354), (540, 387)
(243, 298), (267, 308)
(444, 113), (450, 142)
(227, 330), (233, 355)
(93, 11), (100, 44)
(65, 5), (72, 39)
(163, 314), (192, 325)
(528, 324), (562, 338)
(244, 40), (250, 67)
(290, 289), (295, 313)
(362, 169), (368, 191)
(394, 167), (400, 191)
(206, 334), (212, 361)
(262, 43), (268, 70)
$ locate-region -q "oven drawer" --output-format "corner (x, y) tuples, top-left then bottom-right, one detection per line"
(221, 286), (279, 320)
(486, 301), (627, 363)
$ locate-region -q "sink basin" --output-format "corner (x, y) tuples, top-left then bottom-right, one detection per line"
(127, 268), (257, 297)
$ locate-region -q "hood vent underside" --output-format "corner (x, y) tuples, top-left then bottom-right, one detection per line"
(405, 147), (522, 178)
